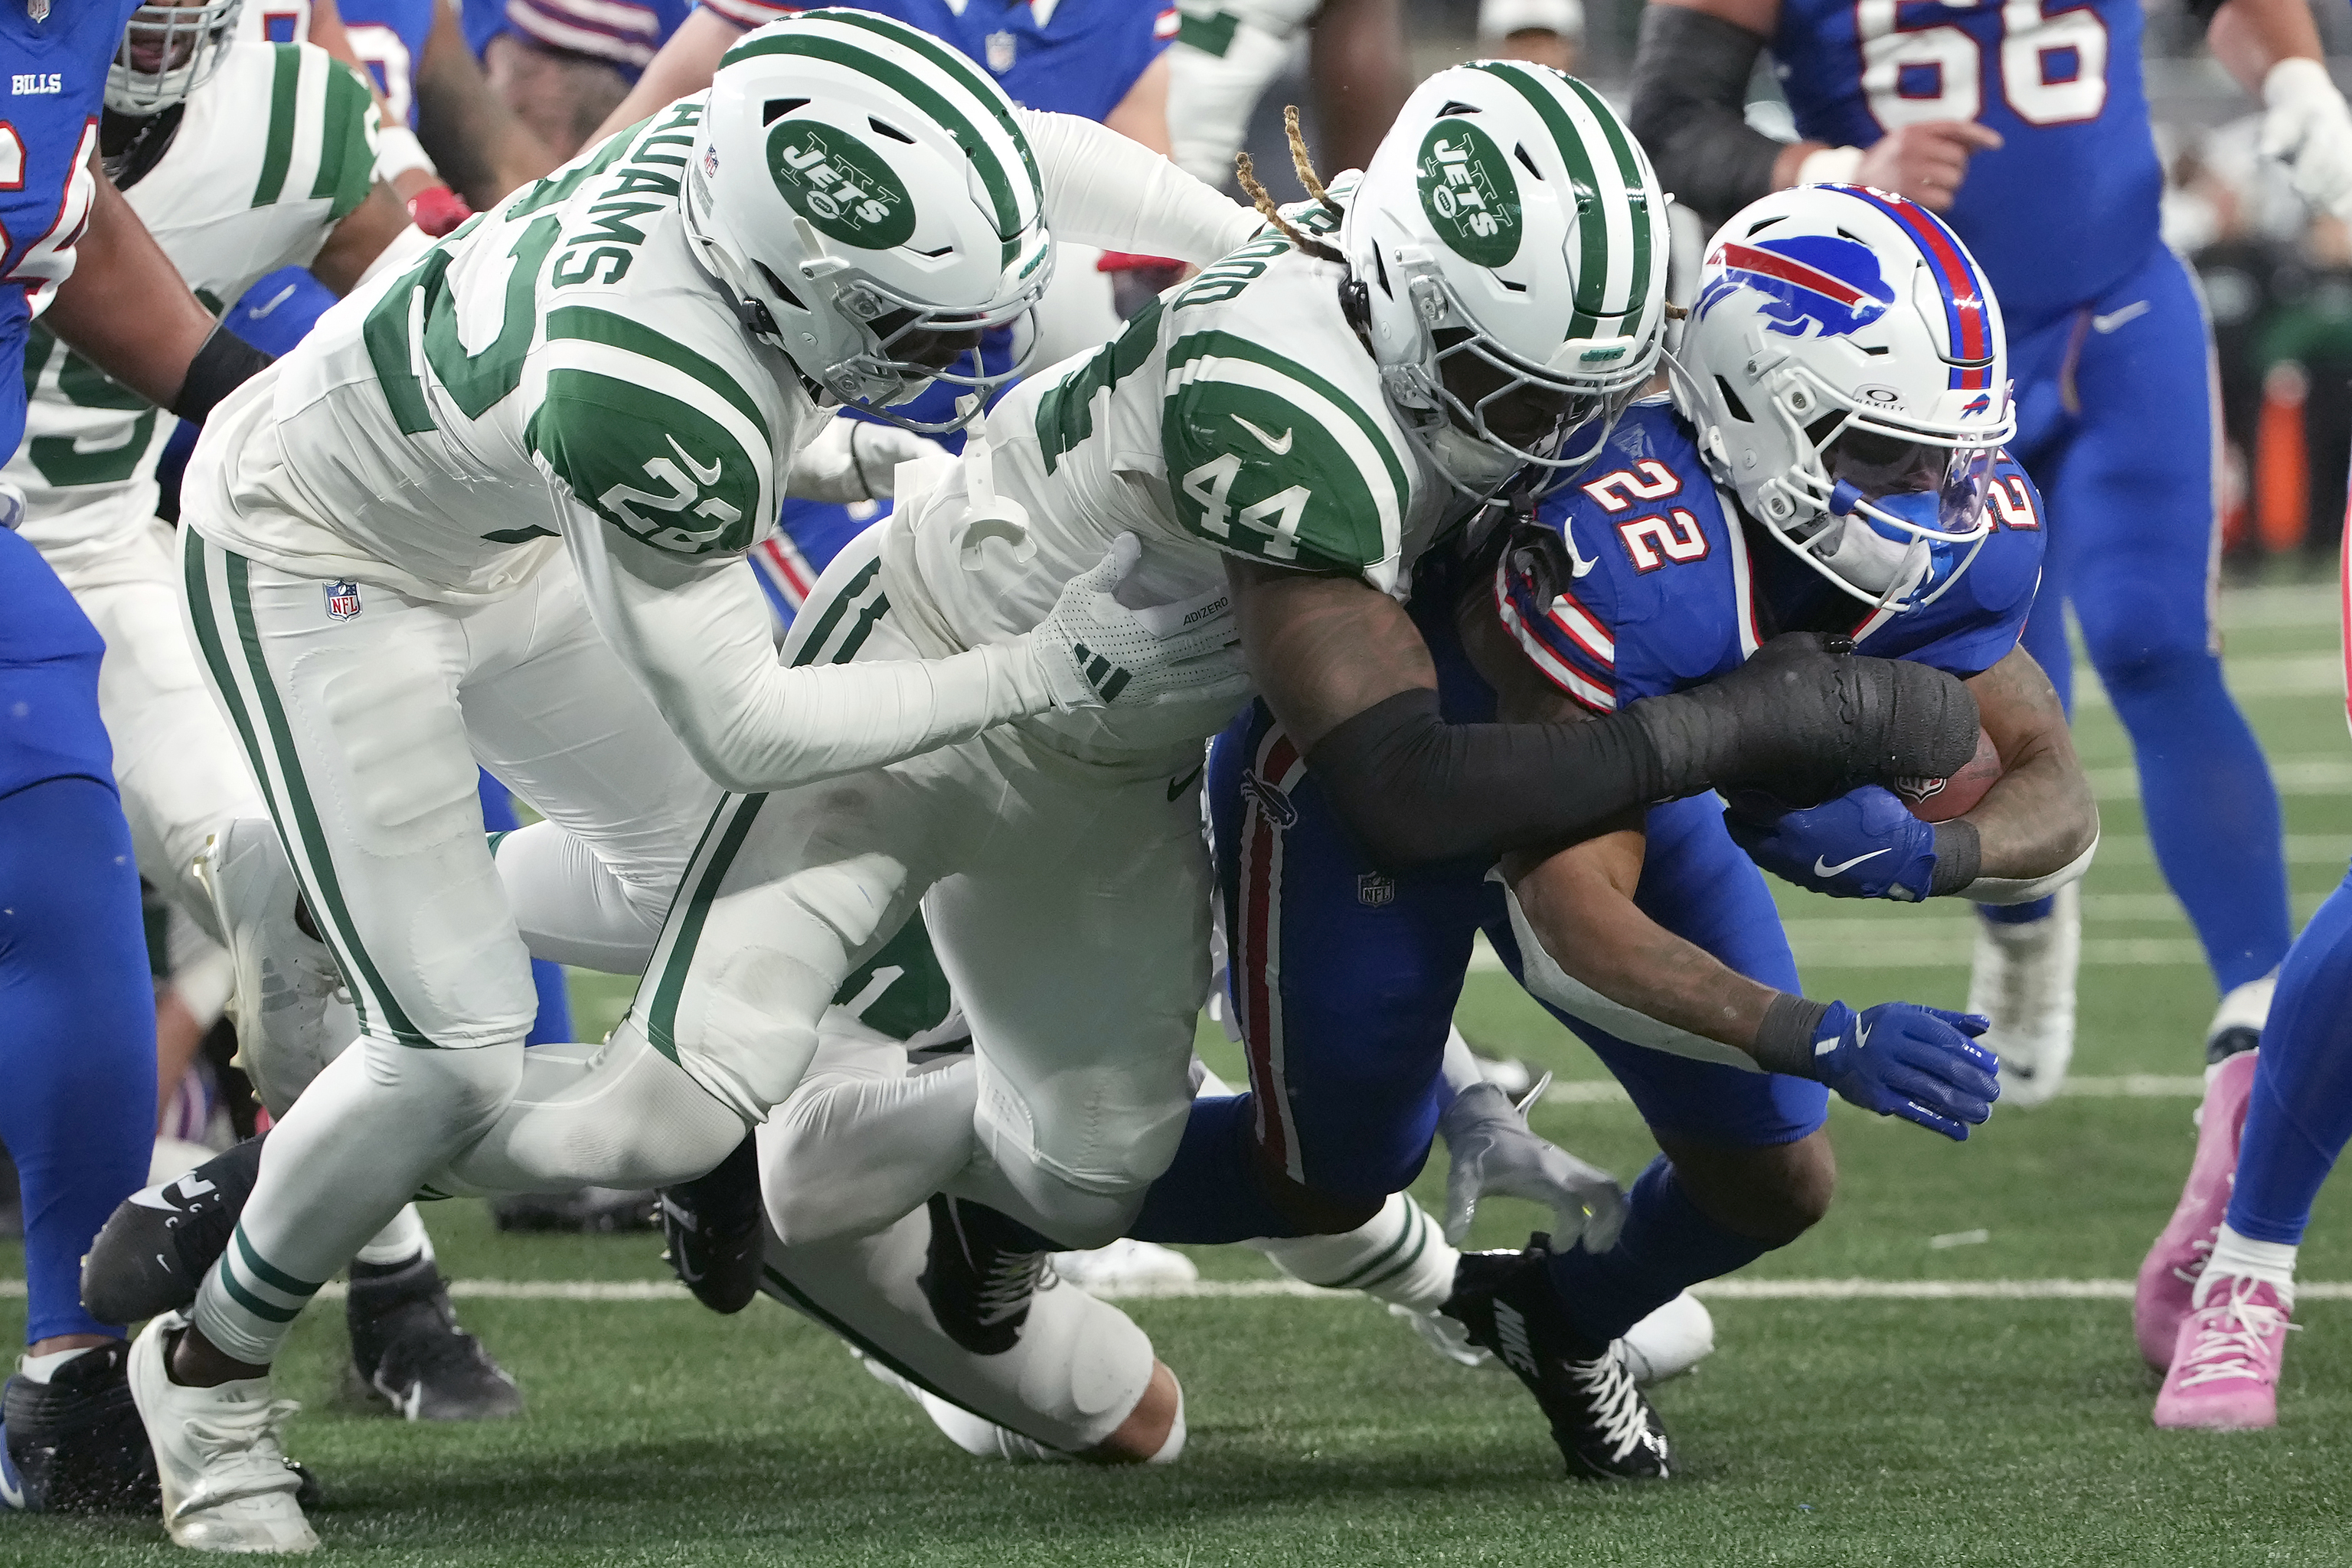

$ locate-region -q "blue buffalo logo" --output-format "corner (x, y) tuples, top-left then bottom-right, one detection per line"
(1961, 392), (1991, 417)
(1697, 234), (1895, 340)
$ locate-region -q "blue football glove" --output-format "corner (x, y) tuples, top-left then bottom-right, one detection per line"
(1725, 785), (1942, 900)
(1811, 1001), (2000, 1140)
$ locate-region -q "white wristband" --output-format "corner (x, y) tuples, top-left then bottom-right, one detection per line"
(1960, 834), (2097, 905)
(1794, 145), (1864, 187)
(375, 124), (436, 184)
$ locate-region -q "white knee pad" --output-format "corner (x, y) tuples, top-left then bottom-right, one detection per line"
(758, 1024), (978, 1246)
(765, 1208), (1160, 1455)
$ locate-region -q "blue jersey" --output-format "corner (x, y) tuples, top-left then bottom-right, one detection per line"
(461, 0), (693, 83)
(1495, 400), (2046, 714)
(705, 0), (1174, 120)
(341, 0), (436, 126)
(1771, 0), (2162, 331)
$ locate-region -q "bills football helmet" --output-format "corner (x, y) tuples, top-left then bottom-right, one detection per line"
(1674, 183), (2015, 614)
(684, 10), (1053, 434)
(1344, 63), (1671, 496)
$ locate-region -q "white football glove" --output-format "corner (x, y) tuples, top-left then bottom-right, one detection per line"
(787, 416), (943, 504)
(2262, 58), (2352, 220)
(1439, 1080), (1627, 1252)
(1024, 533), (1250, 711)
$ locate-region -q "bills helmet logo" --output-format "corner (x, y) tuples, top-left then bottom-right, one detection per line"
(1697, 234), (1896, 340)
(1960, 393), (1992, 416)
(323, 581), (362, 620)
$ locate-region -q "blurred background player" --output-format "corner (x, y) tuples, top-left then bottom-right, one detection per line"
(1473, 0), (1579, 71)
(461, 0), (685, 158)
(1165, 0), (1408, 189)
(1623, 0), (2352, 1109)
(0, 0), (294, 1516)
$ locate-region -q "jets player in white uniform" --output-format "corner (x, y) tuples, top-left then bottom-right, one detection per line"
(11, 0), (532, 1421)
(1165, 0), (1406, 186)
(112, 11), (1259, 1550)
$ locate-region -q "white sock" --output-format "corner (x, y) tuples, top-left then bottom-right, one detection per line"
(1253, 1193), (1458, 1313)
(1145, 1387), (1186, 1463)
(2199, 1223), (2298, 1308)
(352, 1204), (434, 1268)
(18, 1346), (95, 1383)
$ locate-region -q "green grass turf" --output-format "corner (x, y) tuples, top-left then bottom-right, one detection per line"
(9, 580), (2352, 1562)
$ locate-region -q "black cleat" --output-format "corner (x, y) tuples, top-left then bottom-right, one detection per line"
(344, 1253), (523, 1421)
(80, 1135), (266, 1327)
(0, 1341), (159, 1513)
(1442, 1235), (1674, 1481)
(657, 1134), (765, 1314)
(918, 1194), (1054, 1357)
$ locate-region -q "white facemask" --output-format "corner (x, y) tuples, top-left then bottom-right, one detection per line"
(1424, 421), (1521, 495)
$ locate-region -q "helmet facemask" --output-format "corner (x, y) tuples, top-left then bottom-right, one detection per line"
(108, 0), (244, 116)
(792, 255), (1049, 436)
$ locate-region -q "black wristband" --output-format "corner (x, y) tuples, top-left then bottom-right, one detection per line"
(1753, 993), (1834, 1079)
(1304, 688), (1668, 872)
(1626, 5), (1788, 229)
(168, 324), (272, 425)
(1930, 818), (1982, 897)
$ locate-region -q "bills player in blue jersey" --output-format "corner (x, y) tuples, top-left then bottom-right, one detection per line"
(1124, 185), (2093, 1481)
(0, 0), (285, 1514)
(1625, 0), (2352, 1118)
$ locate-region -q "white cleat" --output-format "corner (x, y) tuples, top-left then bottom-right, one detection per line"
(2204, 972), (2275, 1073)
(1966, 882), (2080, 1108)
(197, 821), (346, 1112)
(127, 1314), (316, 1553)
(1393, 1290), (1715, 1387)
(1047, 1239), (1200, 1296)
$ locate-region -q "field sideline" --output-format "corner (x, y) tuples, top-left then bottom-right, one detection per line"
(8, 578), (2352, 1563)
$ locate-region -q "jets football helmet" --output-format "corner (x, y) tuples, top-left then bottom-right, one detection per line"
(1343, 63), (1670, 496)
(683, 10), (1053, 434)
(109, 0), (246, 115)
(1674, 183), (2016, 615)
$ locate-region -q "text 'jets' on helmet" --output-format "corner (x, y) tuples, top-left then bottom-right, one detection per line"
(683, 8), (1052, 434)
(1675, 182), (2017, 615)
(1341, 62), (1670, 498)
(109, 0), (247, 115)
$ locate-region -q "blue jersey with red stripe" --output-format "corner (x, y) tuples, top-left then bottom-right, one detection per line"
(461, 0), (692, 83)
(1770, 0), (2163, 332)
(1494, 399), (2047, 712)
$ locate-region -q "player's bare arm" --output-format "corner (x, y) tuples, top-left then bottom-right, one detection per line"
(1955, 644), (2099, 882)
(417, 0), (559, 200)
(308, 181), (416, 295)
(1308, 0), (1410, 174)
(43, 163), (242, 417)
(1627, 0), (1998, 219)
(1104, 54), (1174, 155)
(593, 7), (746, 148)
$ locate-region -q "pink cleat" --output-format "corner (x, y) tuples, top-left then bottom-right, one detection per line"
(2153, 1276), (2295, 1431)
(2135, 1050), (2259, 1369)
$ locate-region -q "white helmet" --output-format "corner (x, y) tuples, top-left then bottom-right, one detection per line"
(1341, 62), (1669, 498)
(109, 0), (246, 115)
(682, 9), (1051, 434)
(1674, 183), (2016, 615)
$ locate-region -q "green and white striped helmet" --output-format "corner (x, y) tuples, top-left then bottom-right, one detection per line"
(683, 10), (1052, 434)
(1342, 63), (1668, 495)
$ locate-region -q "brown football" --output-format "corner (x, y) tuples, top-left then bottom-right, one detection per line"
(1891, 728), (2001, 823)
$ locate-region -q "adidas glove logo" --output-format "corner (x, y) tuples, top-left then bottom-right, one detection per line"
(1068, 642), (1132, 703)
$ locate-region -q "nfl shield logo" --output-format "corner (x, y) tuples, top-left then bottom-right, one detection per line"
(28, 0), (49, 21)
(323, 581), (362, 621)
(985, 29), (1015, 71)
(1357, 874), (1396, 908)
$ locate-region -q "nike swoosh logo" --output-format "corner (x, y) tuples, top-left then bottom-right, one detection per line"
(1856, 1021), (1873, 1054)
(242, 283), (299, 322)
(667, 435), (723, 487)
(2091, 301), (2150, 334)
(1167, 762), (1205, 802)
(1815, 848), (1893, 877)
(1233, 414), (1293, 456)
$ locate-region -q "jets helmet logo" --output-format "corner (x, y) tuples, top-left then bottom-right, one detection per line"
(1415, 119), (1520, 268)
(767, 122), (916, 250)
(1697, 234), (1894, 340)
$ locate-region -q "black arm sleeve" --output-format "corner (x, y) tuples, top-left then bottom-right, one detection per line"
(167, 324), (271, 424)
(1304, 688), (1668, 873)
(1626, 4), (1789, 230)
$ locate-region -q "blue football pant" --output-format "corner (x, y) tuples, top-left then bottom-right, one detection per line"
(2007, 242), (2289, 995)
(2225, 861), (2352, 1246)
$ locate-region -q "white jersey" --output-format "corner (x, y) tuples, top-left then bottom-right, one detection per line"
(7, 41), (376, 587)
(883, 194), (1455, 757)
(195, 94), (816, 603)
(1167, 0), (1320, 186)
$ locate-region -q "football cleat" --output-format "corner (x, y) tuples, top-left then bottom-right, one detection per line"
(2204, 972), (2275, 1066)
(1, 1341), (158, 1513)
(2154, 1275), (2295, 1431)
(1047, 1239), (1200, 1296)
(1965, 884), (2079, 1108)
(198, 819), (347, 1118)
(126, 1313), (317, 1553)
(81, 1134), (267, 1328)
(920, 1194), (1054, 1357)
(1395, 1290), (1716, 1387)
(2135, 1049), (2259, 1369)
(343, 1253), (522, 1422)
(658, 1133), (766, 1314)
(1441, 1236), (1673, 1480)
